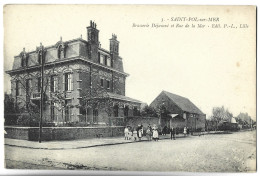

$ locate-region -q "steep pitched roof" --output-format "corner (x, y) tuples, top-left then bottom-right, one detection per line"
(162, 91), (204, 115)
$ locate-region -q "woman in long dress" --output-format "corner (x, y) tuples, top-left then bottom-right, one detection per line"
(153, 129), (159, 141)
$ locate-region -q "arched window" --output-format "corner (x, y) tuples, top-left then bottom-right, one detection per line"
(20, 49), (28, 67)
(57, 44), (67, 59)
(56, 38), (67, 59)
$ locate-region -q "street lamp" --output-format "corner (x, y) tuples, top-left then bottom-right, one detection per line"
(37, 43), (46, 143)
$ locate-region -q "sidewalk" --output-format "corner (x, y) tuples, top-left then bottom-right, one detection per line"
(4, 135), (178, 150)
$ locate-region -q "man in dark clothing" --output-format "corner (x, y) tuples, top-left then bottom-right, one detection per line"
(170, 127), (176, 140)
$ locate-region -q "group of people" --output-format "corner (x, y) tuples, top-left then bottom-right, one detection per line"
(125, 125), (191, 141)
(124, 124), (159, 141)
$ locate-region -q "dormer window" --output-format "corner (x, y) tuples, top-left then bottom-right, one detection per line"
(100, 55), (105, 64)
(57, 44), (66, 59)
(98, 52), (112, 67)
(56, 37), (67, 59)
(20, 48), (28, 67)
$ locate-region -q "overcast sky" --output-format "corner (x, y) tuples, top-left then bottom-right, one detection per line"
(3, 5), (256, 119)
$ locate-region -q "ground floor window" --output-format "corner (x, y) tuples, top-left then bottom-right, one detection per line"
(51, 101), (55, 121)
(65, 100), (71, 122)
(124, 105), (129, 116)
(114, 104), (119, 117)
(79, 107), (86, 122)
(87, 108), (91, 123)
(93, 109), (98, 123)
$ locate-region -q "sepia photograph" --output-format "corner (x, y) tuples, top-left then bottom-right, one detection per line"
(2, 4), (257, 174)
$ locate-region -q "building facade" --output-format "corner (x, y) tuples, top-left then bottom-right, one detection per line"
(6, 21), (142, 126)
(150, 91), (206, 131)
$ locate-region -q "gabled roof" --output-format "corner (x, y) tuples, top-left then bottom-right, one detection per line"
(162, 91), (204, 115)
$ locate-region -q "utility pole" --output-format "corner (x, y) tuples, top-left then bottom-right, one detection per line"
(38, 43), (46, 143)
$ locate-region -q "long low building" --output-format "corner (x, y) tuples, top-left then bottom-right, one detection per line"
(150, 90), (206, 132)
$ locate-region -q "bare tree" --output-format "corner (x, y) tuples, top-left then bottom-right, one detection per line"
(81, 85), (114, 126)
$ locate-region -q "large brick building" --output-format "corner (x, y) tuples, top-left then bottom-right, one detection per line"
(150, 91), (206, 131)
(6, 21), (142, 127)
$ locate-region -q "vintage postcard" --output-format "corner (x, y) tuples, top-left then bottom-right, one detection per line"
(3, 4), (256, 173)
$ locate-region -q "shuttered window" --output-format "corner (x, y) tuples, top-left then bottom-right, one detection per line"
(100, 78), (104, 87)
(50, 76), (57, 92)
(15, 81), (20, 96)
(37, 77), (41, 93)
(51, 101), (55, 121)
(64, 73), (73, 91)
(107, 80), (110, 89)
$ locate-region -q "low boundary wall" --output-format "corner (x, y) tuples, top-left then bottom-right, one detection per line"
(4, 126), (124, 141)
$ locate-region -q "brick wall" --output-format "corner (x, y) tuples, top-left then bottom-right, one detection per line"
(5, 126), (125, 141)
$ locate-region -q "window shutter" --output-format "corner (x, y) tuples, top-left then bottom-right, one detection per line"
(18, 83), (20, 95)
(105, 56), (107, 65)
(48, 76), (51, 92)
(55, 76), (58, 92)
(71, 73), (74, 91)
(98, 53), (100, 63)
(62, 74), (65, 91)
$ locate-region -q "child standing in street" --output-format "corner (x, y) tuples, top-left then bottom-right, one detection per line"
(133, 129), (138, 141)
(124, 126), (129, 140)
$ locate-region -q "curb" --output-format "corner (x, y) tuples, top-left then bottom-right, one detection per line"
(5, 138), (150, 150)
(4, 136), (186, 150)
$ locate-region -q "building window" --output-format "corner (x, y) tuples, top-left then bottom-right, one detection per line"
(79, 107), (86, 122)
(107, 57), (111, 67)
(114, 104), (119, 117)
(65, 100), (71, 122)
(98, 53), (106, 65)
(15, 81), (20, 96)
(50, 76), (57, 92)
(64, 73), (73, 91)
(124, 105), (129, 117)
(100, 78), (104, 87)
(100, 55), (104, 64)
(104, 56), (107, 65)
(133, 106), (138, 116)
(107, 80), (110, 89)
(25, 79), (31, 102)
(87, 108), (91, 123)
(93, 109), (98, 123)
(37, 77), (41, 93)
(50, 101), (55, 121)
(57, 44), (66, 59)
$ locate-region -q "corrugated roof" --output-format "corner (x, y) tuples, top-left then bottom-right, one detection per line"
(162, 91), (204, 115)
(107, 92), (142, 104)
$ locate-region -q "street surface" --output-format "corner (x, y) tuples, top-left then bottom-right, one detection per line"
(5, 130), (256, 172)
